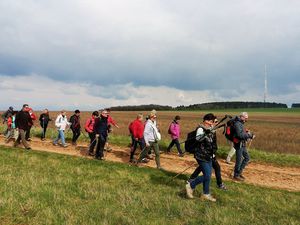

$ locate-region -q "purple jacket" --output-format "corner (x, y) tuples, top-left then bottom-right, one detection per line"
(169, 121), (180, 140)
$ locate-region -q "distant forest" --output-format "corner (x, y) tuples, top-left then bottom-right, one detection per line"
(291, 103), (300, 108)
(110, 102), (288, 111)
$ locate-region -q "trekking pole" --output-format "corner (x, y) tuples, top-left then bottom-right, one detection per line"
(167, 162), (197, 184)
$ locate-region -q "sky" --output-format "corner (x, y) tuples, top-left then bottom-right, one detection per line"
(0, 0), (299, 110)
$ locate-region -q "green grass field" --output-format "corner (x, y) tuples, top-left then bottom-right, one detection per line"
(0, 146), (299, 225)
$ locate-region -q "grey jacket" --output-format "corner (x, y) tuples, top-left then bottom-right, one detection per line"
(233, 117), (253, 145)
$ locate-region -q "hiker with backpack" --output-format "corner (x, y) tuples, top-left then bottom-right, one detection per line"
(188, 117), (227, 190)
(94, 109), (110, 160)
(185, 113), (218, 202)
(14, 104), (32, 150)
(166, 115), (184, 157)
(231, 112), (255, 181)
(39, 109), (52, 141)
(137, 110), (162, 169)
(129, 113), (145, 163)
(53, 110), (71, 148)
(70, 110), (81, 146)
(84, 111), (99, 156)
(2, 106), (14, 136)
(5, 111), (18, 143)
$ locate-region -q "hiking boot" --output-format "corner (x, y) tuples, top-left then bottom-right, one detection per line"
(141, 158), (150, 163)
(88, 152), (95, 156)
(157, 166), (165, 170)
(217, 183), (228, 190)
(129, 158), (137, 163)
(185, 182), (194, 199)
(95, 156), (104, 160)
(146, 154), (154, 160)
(240, 174), (246, 180)
(62, 144), (69, 148)
(26, 138), (31, 141)
(225, 160), (233, 165)
(105, 147), (112, 152)
(53, 142), (58, 146)
(202, 194), (216, 202)
(233, 175), (244, 182)
(178, 153), (184, 157)
(26, 147), (32, 150)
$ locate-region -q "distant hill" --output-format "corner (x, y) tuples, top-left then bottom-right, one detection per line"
(291, 103), (300, 108)
(110, 101), (287, 111)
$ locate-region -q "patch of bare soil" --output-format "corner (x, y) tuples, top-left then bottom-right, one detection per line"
(1, 136), (299, 192)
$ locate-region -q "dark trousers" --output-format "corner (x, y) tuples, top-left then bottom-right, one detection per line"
(41, 125), (48, 139)
(25, 126), (32, 140)
(234, 143), (250, 177)
(88, 132), (97, 153)
(95, 135), (107, 158)
(71, 128), (81, 143)
(167, 138), (183, 154)
(130, 138), (145, 160)
(190, 157), (223, 186)
(15, 129), (30, 149)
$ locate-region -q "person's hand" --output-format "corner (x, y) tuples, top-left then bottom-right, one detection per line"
(146, 143), (150, 147)
(135, 138), (138, 141)
(96, 134), (99, 138)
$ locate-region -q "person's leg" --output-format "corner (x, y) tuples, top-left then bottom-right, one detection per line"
(60, 130), (66, 146)
(240, 147), (250, 175)
(25, 126), (31, 140)
(19, 129), (30, 149)
(43, 125), (48, 139)
(130, 139), (138, 160)
(212, 158), (222, 186)
(174, 138), (183, 155)
(151, 142), (161, 168)
(166, 139), (175, 152)
(88, 132), (96, 154)
(226, 142), (236, 163)
(234, 143), (243, 177)
(138, 145), (150, 163)
(53, 130), (61, 144)
(189, 165), (202, 180)
(95, 135), (106, 159)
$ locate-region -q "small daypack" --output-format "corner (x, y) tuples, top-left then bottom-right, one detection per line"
(224, 117), (239, 143)
(184, 126), (200, 153)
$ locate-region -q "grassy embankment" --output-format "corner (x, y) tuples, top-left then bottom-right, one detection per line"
(0, 146), (299, 225)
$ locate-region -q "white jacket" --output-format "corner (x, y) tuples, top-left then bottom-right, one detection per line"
(55, 114), (70, 131)
(143, 120), (161, 145)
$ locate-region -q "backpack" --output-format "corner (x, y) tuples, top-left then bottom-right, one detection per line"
(224, 117), (239, 143)
(184, 126), (200, 153)
(168, 123), (173, 134)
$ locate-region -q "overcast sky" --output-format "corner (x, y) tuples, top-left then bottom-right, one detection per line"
(0, 0), (299, 110)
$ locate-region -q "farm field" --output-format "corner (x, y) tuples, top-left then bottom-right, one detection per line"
(6, 108), (298, 155)
(0, 146), (299, 225)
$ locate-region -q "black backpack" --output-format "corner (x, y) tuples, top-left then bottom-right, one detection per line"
(184, 126), (200, 153)
(224, 117), (238, 143)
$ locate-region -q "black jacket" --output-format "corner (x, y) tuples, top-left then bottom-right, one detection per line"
(15, 110), (32, 130)
(94, 116), (108, 138)
(39, 113), (51, 127)
(194, 126), (217, 162)
(70, 114), (81, 130)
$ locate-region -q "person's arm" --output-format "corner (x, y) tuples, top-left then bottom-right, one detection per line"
(234, 122), (252, 141)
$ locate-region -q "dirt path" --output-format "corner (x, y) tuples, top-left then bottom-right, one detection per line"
(1, 136), (300, 192)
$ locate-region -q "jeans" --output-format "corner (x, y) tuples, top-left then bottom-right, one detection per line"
(190, 157), (223, 186)
(139, 141), (160, 168)
(190, 159), (212, 194)
(234, 143), (250, 177)
(53, 130), (66, 145)
(167, 138), (183, 154)
(130, 138), (145, 160)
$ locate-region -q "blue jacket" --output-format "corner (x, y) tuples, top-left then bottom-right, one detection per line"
(233, 117), (253, 144)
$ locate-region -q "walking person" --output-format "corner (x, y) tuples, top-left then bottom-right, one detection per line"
(25, 108), (36, 141)
(53, 110), (71, 148)
(94, 109), (109, 160)
(69, 110), (81, 146)
(84, 111), (99, 156)
(137, 111), (162, 169)
(14, 104), (32, 150)
(104, 108), (119, 152)
(185, 113), (218, 202)
(39, 109), (52, 141)
(2, 106), (14, 136)
(129, 113), (145, 163)
(5, 111), (18, 143)
(166, 115), (184, 157)
(189, 118), (227, 190)
(232, 112), (254, 181)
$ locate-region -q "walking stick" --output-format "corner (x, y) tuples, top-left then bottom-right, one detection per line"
(167, 162), (196, 184)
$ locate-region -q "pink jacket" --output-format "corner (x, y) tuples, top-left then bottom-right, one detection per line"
(169, 121), (180, 140)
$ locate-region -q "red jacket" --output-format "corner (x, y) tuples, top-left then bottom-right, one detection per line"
(107, 115), (118, 127)
(131, 119), (144, 139)
(85, 116), (96, 133)
(7, 117), (12, 128)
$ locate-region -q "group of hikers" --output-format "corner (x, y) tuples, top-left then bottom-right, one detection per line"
(1, 104), (254, 202)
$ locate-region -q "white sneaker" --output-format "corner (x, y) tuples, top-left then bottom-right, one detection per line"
(202, 194), (216, 202)
(185, 182), (194, 199)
